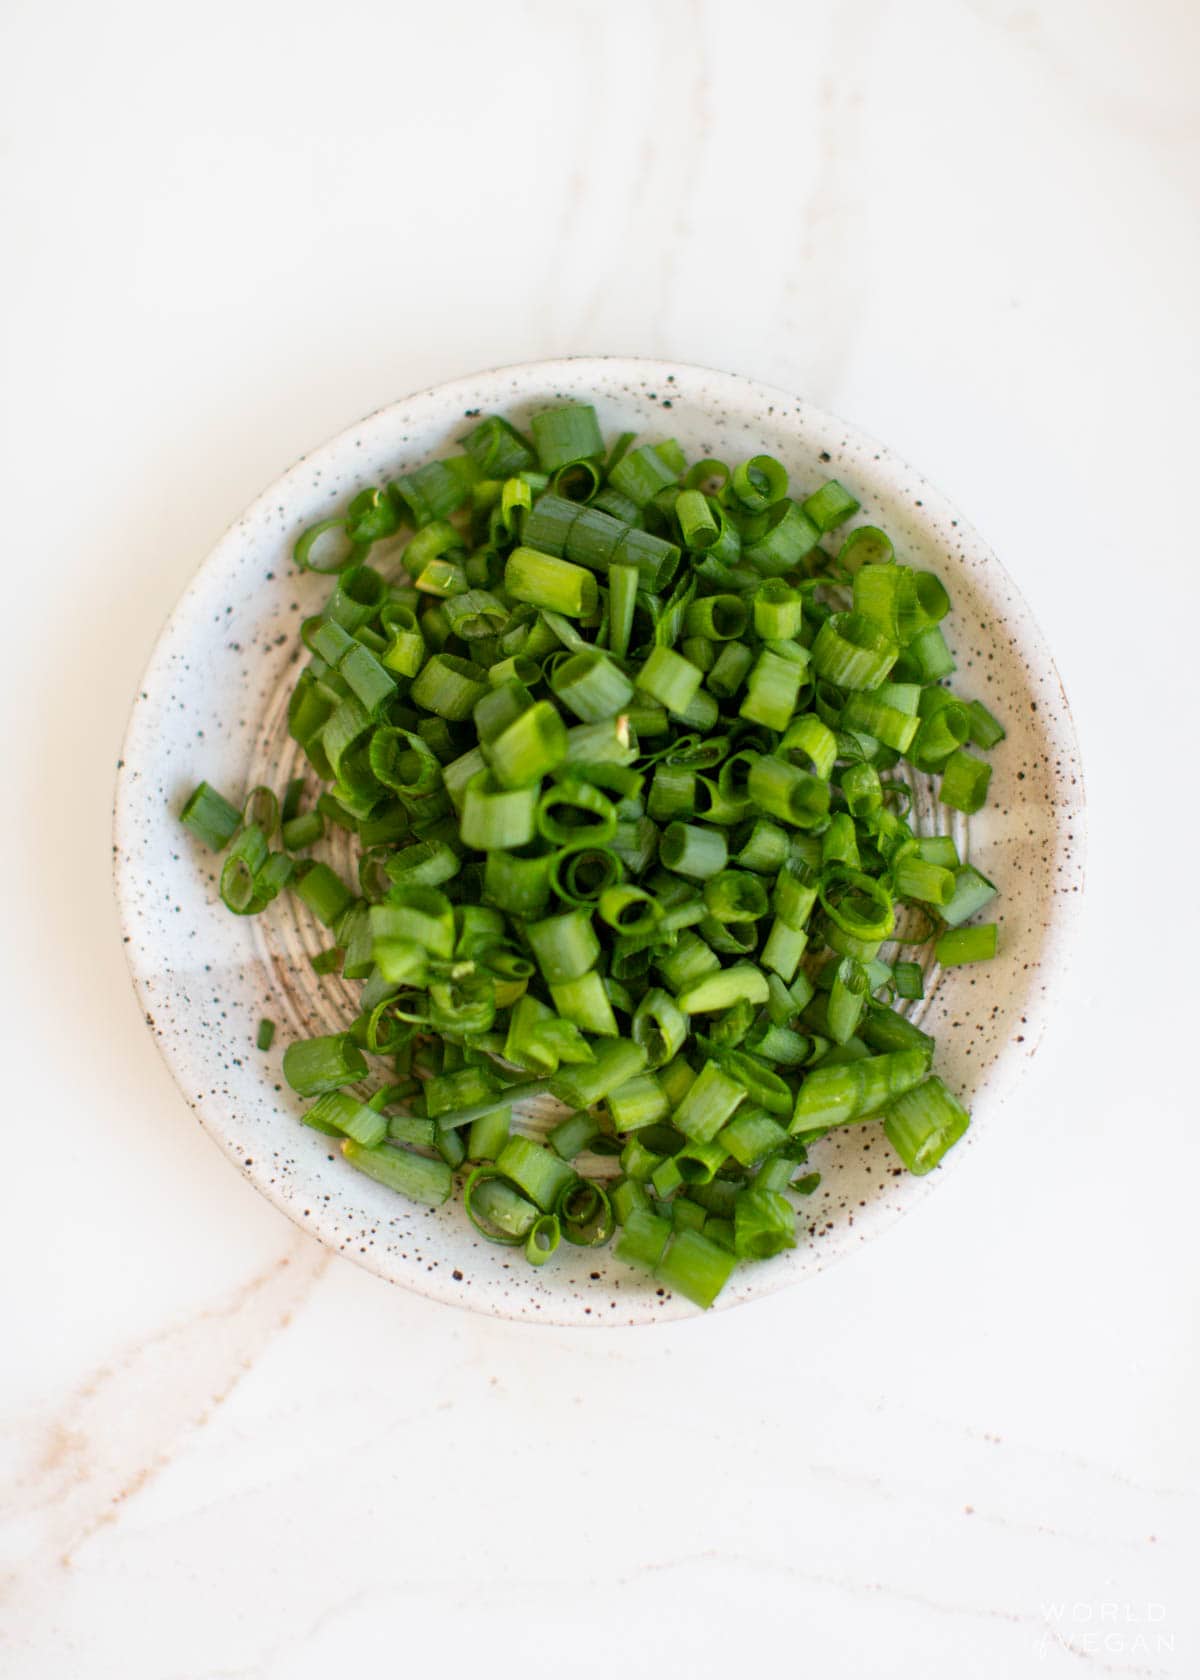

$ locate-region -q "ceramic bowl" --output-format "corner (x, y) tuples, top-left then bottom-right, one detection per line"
(113, 357), (1085, 1324)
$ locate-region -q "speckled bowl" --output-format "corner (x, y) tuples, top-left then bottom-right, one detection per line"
(113, 358), (1085, 1324)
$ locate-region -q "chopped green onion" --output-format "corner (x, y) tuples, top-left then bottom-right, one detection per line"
(801, 478), (860, 532)
(939, 749), (993, 814)
(342, 1140), (452, 1207)
(676, 488), (722, 551)
(179, 403), (1004, 1306)
(463, 414), (536, 478)
(655, 1229), (737, 1309)
(180, 781), (242, 851)
(883, 1077), (970, 1174)
(967, 699), (1006, 749)
(731, 454), (788, 511)
(410, 654), (490, 721)
(734, 1187), (797, 1259)
(615, 1208), (673, 1270)
(505, 546), (598, 618)
(551, 1040), (648, 1108)
(812, 612), (899, 690)
(636, 646), (703, 715)
(660, 821), (728, 880)
(551, 649), (635, 722)
(282, 1033), (367, 1097)
(609, 443), (679, 507)
(935, 923), (998, 965)
(790, 1048), (930, 1132)
(530, 403), (604, 472)
(459, 771), (538, 850)
(742, 500), (820, 573)
(940, 864), (997, 927)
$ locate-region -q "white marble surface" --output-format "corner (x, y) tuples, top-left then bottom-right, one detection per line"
(2, 0), (1197, 1673)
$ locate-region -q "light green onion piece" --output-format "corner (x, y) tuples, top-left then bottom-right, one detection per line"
(790, 1049), (930, 1133)
(654, 1229), (737, 1309)
(505, 546), (598, 618)
(342, 1140), (453, 1207)
(883, 1077), (970, 1174)
(636, 646), (703, 715)
(935, 923), (998, 965)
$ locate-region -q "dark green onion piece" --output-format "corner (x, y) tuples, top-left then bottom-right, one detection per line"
(180, 782), (242, 851)
(608, 444), (678, 507)
(707, 641), (754, 698)
(529, 404), (604, 472)
(703, 870), (768, 922)
(537, 777), (617, 846)
(293, 861), (355, 927)
(552, 848), (624, 910)
(463, 415), (536, 478)
(282, 811), (324, 851)
(294, 516), (364, 575)
(484, 849), (555, 917)
(557, 1178), (615, 1246)
(282, 1033), (367, 1097)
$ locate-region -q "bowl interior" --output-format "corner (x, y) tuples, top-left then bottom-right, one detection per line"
(113, 358), (1085, 1324)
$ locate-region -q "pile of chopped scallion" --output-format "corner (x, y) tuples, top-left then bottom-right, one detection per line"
(179, 402), (1002, 1308)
